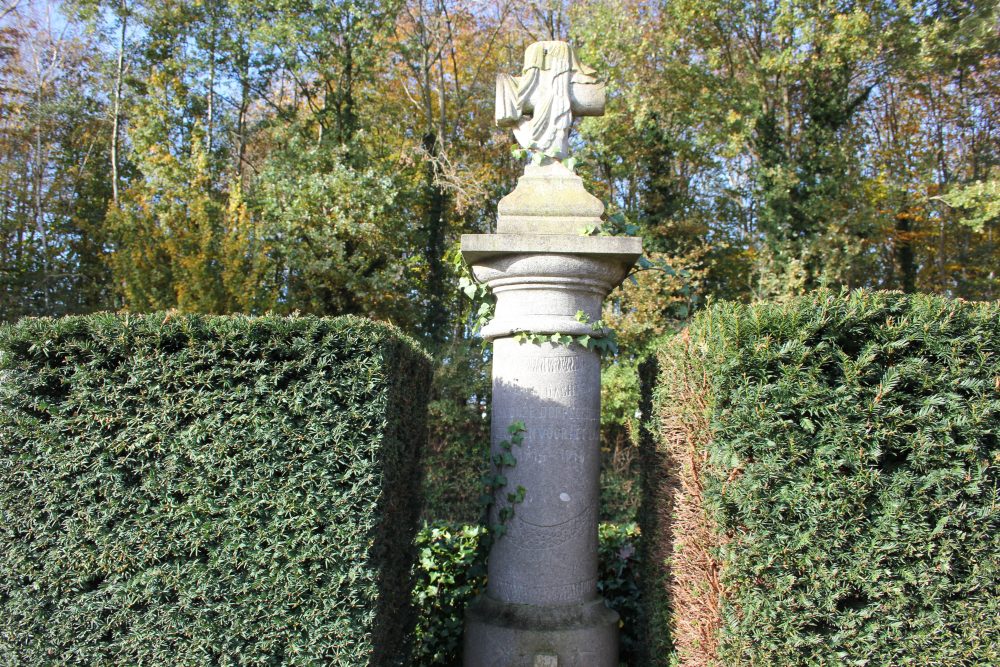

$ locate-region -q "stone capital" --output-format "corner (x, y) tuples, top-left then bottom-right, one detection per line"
(460, 234), (641, 341)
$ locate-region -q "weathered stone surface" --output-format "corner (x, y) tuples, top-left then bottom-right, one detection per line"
(496, 162), (604, 235)
(460, 233), (641, 262)
(464, 596), (618, 667)
(495, 41), (605, 160)
(461, 234), (641, 341)
(461, 234), (638, 666)
(489, 340), (600, 607)
(462, 38), (638, 666)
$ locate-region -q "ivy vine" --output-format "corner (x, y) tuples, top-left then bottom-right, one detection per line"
(513, 310), (619, 357)
(450, 244), (495, 333)
(581, 210), (699, 319)
(478, 421), (527, 542)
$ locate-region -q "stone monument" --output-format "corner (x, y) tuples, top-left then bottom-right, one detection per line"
(461, 41), (642, 667)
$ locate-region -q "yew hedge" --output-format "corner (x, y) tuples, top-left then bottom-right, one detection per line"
(0, 313), (431, 666)
(646, 291), (1000, 666)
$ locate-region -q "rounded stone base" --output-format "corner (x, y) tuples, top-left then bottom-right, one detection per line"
(463, 595), (619, 667)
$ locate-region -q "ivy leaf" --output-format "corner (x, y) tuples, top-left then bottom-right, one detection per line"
(508, 421), (525, 434)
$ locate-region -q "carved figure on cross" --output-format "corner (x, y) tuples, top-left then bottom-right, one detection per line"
(495, 41), (605, 160)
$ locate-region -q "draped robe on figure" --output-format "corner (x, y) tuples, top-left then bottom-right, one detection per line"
(495, 41), (599, 158)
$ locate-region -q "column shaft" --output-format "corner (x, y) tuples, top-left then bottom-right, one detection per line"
(488, 339), (601, 607)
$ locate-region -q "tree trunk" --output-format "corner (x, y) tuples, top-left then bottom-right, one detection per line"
(110, 2), (127, 206)
(236, 51), (250, 181)
(423, 130), (447, 345)
(207, 21), (216, 153)
(894, 211), (916, 293)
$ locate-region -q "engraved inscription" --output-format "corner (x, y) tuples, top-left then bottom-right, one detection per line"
(508, 355), (584, 374)
(520, 447), (587, 467)
(491, 577), (597, 604)
(494, 405), (596, 421)
(539, 384), (578, 399)
(529, 422), (598, 442)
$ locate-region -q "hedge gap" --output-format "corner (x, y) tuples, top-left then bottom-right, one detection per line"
(647, 291), (1000, 666)
(0, 313), (432, 666)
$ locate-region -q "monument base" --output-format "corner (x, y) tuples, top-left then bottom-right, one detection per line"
(463, 595), (619, 667)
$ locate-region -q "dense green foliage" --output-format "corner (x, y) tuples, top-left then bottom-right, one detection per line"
(411, 522), (487, 665)
(0, 313), (432, 666)
(1, 0), (996, 330)
(597, 522), (643, 665)
(410, 522), (641, 666)
(653, 291), (1000, 665)
(422, 342), (492, 525)
(3, 2), (998, 581)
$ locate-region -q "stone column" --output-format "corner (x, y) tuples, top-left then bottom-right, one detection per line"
(461, 161), (641, 666)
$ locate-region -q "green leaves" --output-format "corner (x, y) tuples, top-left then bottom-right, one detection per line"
(550, 332), (574, 345)
(477, 420), (527, 551)
(506, 420), (524, 434)
(512, 312), (621, 358)
(451, 245), (495, 335)
(0, 313), (433, 665)
(652, 290), (1000, 666)
(411, 522), (487, 664)
(935, 174), (1000, 233)
(410, 521), (641, 665)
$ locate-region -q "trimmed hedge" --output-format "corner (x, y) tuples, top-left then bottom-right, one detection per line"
(0, 313), (432, 666)
(648, 291), (1000, 666)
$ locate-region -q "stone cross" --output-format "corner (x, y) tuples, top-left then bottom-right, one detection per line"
(461, 40), (641, 667)
(495, 41), (605, 160)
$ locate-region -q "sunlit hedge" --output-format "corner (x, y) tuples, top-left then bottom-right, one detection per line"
(0, 313), (431, 666)
(647, 291), (1000, 665)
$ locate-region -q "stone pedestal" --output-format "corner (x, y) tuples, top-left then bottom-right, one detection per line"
(461, 234), (641, 667)
(496, 163), (605, 235)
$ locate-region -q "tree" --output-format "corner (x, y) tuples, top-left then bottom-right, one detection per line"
(0, 0), (114, 320)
